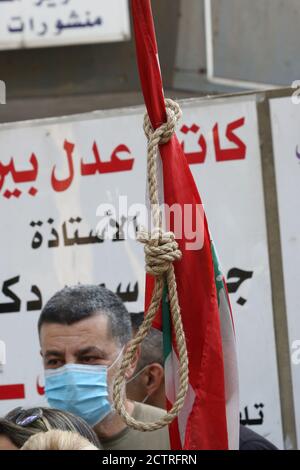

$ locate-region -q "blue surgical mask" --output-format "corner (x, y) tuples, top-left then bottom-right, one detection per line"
(44, 349), (123, 426)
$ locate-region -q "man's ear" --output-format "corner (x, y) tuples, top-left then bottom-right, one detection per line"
(144, 363), (164, 395)
(124, 344), (141, 381)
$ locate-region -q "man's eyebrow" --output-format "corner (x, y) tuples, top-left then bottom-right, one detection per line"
(76, 347), (107, 357)
(44, 350), (64, 358)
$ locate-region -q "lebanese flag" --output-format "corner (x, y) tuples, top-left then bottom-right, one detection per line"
(131, 0), (239, 450)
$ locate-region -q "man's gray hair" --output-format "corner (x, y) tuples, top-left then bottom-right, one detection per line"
(130, 312), (163, 369)
(38, 285), (132, 346)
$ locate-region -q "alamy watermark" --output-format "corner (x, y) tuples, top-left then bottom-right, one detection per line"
(291, 80), (300, 104)
(0, 340), (6, 366)
(0, 80), (6, 104)
(291, 340), (300, 365)
(95, 196), (205, 251)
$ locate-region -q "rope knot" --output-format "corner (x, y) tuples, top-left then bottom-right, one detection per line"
(143, 98), (182, 145)
(138, 227), (182, 277)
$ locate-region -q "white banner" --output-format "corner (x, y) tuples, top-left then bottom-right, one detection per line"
(270, 96), (300, 448)
(0, 96), (283, 448)
(0, 0), (130, 50)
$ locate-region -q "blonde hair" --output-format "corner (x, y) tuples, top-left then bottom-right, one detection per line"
(21, 430), (98, 451)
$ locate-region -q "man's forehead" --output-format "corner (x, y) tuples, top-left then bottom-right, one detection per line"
(40, 314), (115, 350)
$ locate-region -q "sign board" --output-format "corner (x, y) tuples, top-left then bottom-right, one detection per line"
(270, 96), (300, 448)
(0, 0), (130, 50)
(0, 96), (283, 448)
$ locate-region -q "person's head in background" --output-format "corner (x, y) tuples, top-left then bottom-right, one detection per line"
(21, 430), (98, 451)
(0, 406), (101, 450)
(38, 285), (139, 438)
(127, 312), (165, 409)
(0, 420), (31, 450)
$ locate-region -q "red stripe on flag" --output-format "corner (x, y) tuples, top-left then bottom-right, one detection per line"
(0, 384), (25, 400)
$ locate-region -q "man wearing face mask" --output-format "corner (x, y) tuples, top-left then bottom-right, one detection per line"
(38, 285), (170, 450)
(126, 316), (165, 409)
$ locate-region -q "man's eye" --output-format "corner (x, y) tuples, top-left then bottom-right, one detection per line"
(82, 356), (99, 363)
(46, 359), (62, 368)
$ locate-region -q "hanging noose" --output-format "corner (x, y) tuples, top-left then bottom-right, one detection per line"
(113, 99), (189, 431)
